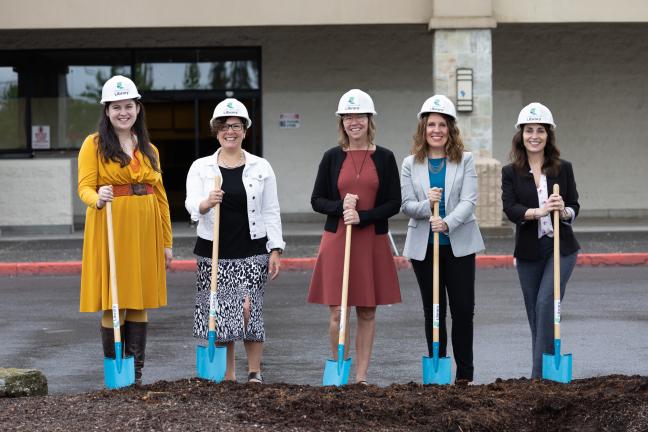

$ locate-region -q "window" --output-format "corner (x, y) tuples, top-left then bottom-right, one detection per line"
(0, 67), (26, 151)
(0, 48), (260, 153)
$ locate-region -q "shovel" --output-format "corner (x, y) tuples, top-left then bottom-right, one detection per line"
(542, 184), (573, 383)
(322, 224), (353, 386)
(196, 176), (227, 382)
(422, 201), (452, 385)
(103, 201), (135, 389)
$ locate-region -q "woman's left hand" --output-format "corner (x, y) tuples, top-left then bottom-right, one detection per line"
(343, 209), (360, 225)
(164, 247), (173, 269)
(545, 193), (564, 212)
(429, 216), (448, 233)
(268, 251), (281, 280)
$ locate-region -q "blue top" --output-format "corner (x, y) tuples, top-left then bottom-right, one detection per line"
(428, 158), (450, 245)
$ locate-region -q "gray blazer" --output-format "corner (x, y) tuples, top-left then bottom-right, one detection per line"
(400, 152), (484, 260)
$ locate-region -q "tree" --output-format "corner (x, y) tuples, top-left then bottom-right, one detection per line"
(183, 63), (201, 89)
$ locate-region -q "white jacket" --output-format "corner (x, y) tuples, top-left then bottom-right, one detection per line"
(185, 149), (286, 252)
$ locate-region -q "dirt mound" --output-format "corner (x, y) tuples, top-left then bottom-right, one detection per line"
(1, 375), (648, 431)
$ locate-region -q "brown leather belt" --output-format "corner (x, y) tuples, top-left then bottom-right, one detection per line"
(109, 183), (154, 197)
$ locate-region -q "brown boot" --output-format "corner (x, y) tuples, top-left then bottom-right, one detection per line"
(124, 321), (147, 386)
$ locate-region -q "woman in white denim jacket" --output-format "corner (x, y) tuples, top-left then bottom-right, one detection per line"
(185, 98), (285, 384)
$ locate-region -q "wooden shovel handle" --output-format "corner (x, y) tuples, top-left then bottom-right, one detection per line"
(338, 224), (352, 345)
(432, 201), (440, 343)
(208, 176), (222, 333)
(553, 183), (561, 339)
(106, 202), (122, 343)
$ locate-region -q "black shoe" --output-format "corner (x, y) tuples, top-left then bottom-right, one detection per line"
(124, 321), (148, 387)
(247, 372), (263, 384)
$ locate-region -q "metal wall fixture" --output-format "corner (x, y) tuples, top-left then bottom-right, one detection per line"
(456, 68), (473, 112)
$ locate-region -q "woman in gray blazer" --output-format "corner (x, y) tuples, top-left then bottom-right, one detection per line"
(400, 95), (484, 383)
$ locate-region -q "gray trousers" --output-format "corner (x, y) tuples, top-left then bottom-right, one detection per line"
(516, 236), (577, 379)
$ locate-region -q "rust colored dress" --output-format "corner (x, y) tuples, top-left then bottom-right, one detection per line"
(307, 151), (401, 306)
(78, 134), (172, 312)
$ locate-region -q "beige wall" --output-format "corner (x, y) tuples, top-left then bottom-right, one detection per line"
(5, 0), (648, 30)
(493, 24), (648, 215)
(0, 0), (432, 29)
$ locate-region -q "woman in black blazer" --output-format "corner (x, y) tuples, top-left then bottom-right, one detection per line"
(501, 102), (580, 379)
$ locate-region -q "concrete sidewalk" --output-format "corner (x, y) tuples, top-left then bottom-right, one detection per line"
(1, 216), (647, 275)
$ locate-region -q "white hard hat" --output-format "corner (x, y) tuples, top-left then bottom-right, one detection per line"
(100, 75), (141, 104)
(211, 98), (252, 128)
(515, 102), (556, 129)
(336, 89), (377, 116)
(418, 95), (457, 120)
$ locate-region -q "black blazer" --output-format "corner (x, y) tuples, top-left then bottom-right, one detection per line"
(502, 160), (580, 260)
(311, 145), (401, 234)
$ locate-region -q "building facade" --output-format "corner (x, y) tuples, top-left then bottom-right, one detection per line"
(1, 0), (647, 232)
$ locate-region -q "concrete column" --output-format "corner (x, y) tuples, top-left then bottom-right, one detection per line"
(433, 29), (502, 227)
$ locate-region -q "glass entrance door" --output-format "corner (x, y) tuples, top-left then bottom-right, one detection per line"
(146, 93), (261, 221)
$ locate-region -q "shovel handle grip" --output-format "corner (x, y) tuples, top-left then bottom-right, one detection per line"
(432, 201), (440, 343)
(106, 202), (122, 343)
(553, 184), (561, 339)
(338, 224), (352, 345)
(208, 176), (222, 333)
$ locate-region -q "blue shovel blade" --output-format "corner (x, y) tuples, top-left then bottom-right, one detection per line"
(196, 344), (227, 382)
(103, 341), (135, 389)
(422, 355), (452, 385)
(322, 357), (352, 386)
(542, 353), (573, 383)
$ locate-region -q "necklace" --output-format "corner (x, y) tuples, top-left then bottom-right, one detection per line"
(428, 158), (446, 174)
(218, 151), (245, 169)
(348, 145), (371, 179)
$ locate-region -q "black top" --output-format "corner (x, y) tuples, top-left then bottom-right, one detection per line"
(194, 165), (267, 259)
(501, 159), (580, 260)
(311, 145), (401, 234)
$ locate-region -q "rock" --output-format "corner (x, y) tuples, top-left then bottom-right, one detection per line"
(0, 368), (48, 397)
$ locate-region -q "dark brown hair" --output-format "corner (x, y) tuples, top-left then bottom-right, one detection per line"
(337, 115), (376, 149)
(509, 124), (561, 177)
(96, 100), (159, 172)
(209, 117), (249, 138)
(411, 113), (464, 163)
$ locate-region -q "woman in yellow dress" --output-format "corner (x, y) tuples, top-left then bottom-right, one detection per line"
(77, 75), (173, 386)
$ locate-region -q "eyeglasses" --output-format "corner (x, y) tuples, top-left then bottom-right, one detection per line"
(342, 114), (369, 122)
(217, 123), (244, 132)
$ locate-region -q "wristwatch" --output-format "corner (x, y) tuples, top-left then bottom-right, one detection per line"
(270, 248), (283, 255)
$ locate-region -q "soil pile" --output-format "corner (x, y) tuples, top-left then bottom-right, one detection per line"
(1, 375), (647, 431)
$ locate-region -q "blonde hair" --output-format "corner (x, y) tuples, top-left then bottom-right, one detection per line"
(337, 115), (376, 149)
(411, 113), (464, 163)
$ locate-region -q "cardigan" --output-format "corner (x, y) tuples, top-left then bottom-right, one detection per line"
(311, 145), (401, 234)
(501, 159), (580, 260)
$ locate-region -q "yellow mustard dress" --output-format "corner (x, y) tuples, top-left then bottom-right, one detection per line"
(78, 134), (172, 312)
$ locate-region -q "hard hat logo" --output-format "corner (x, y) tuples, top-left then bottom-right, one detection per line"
(529, 107), (537, 116)
(227, 101), (234, 109)
(434, 99), (442, 107)
(116, 82), (124, 90)
(348, 97), (357, 105)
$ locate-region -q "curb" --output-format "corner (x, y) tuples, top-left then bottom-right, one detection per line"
(1, 253), (647, 277)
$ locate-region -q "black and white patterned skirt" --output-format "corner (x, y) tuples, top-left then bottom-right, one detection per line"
(193, 254), (269, 342)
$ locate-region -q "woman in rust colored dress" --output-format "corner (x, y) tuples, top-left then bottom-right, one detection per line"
(308, 89), (401, 384)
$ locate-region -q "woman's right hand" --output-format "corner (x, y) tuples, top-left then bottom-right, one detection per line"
(96, 185), (113, 209)
(204, 189), (225, 208)
(343, 193), (359, 210)
(428, 187), (442, 206)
